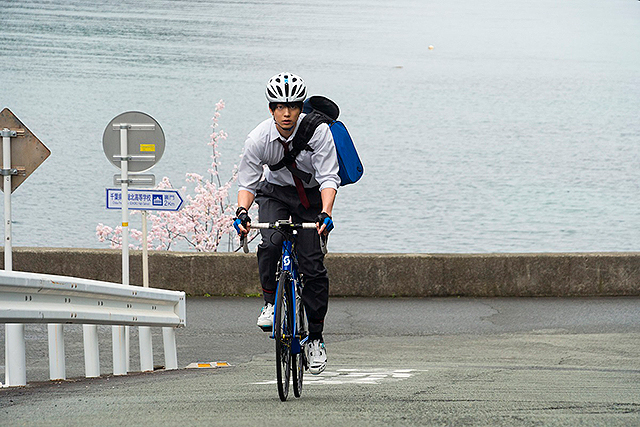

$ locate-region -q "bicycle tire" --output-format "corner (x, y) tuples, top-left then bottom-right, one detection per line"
(292, 298), (306, 398)
(275, 271), (292, 401)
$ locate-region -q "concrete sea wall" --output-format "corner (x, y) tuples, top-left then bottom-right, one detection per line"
(2, 248), (639, 297)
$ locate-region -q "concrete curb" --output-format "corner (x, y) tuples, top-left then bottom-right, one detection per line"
(2, 248), (639, 297)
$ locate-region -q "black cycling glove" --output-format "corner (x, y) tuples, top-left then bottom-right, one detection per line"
(315, 212), (334, 233)
(233, 207), (251, 235)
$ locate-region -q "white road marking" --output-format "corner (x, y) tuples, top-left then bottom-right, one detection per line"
(254, 368), (419, 386)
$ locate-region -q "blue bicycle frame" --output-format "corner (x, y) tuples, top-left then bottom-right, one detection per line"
(272, 239), (306, 355)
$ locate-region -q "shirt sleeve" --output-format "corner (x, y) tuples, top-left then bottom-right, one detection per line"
(310, 123), (340, 191)
(237, 136), (265, 196)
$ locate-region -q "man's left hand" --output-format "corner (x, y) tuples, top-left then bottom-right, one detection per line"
(316, 212), (334, 236)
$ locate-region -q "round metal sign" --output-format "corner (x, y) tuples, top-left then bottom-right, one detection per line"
(102, 111), (165, 173)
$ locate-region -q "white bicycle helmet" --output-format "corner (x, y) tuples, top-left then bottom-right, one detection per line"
(265, 72), (307, 103)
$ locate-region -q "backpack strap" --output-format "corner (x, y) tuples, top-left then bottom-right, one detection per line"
(268, 110), (332, 184)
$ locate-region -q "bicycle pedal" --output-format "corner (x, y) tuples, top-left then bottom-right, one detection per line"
(259, 325), (272, 332)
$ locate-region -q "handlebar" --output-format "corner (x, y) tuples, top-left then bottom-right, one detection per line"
(251, 221), (317, 230)
(240, 220), (328, 254)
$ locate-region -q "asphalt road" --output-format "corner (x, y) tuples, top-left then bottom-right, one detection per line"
(2, 297), (640, 426)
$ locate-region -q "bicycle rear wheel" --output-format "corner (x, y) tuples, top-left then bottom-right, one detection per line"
(275, 271), (292, 401)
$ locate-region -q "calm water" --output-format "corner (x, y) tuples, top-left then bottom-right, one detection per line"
(0, 0), (639, 253)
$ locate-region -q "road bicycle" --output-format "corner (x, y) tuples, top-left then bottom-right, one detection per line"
(242, 220), (327, 401)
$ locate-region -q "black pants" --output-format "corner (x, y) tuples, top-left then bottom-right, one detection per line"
(255, 181), (329, 337)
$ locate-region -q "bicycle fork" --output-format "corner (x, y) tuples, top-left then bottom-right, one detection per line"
(272, 241), (306, 355)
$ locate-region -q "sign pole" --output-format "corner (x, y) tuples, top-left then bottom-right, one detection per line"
(113, 124), (129, 376)
(139, 210), (154, 371)
(120, 124), (130, 287)
(142, 210), (149, 287)
(2, 128), (26, 387)
(0, 111), (50, 387)
(3, 129), (12, 270)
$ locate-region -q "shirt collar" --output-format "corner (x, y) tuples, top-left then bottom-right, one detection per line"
(268, 113), (306, 144)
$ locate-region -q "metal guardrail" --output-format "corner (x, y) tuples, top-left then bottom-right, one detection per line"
(1, 270), (186, 387)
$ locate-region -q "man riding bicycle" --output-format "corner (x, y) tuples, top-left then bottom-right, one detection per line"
(234, 72), (339, 375)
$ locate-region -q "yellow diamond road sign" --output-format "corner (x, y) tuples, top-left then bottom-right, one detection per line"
(0, 108), (51, 193)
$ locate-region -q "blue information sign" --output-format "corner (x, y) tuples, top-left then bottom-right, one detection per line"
(106, 188), (184, 211)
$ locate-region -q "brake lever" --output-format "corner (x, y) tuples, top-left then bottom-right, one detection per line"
(241, 234), (249, 253)
(320, 234), (328, 255)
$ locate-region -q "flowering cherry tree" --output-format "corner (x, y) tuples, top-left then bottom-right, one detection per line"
(97, 100), (252, 252)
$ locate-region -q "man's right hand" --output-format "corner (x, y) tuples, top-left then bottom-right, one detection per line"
(233, 207), (251, 236)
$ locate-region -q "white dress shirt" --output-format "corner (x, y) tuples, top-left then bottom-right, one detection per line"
(237, 114), (340, 196)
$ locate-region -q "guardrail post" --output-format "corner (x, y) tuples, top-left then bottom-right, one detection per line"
(83, 324), (100, 378)
(125, 326), (131, 373)
(162, 327), (178, 370)
(47, 324), (65, 380)
(5, 324), (26, 386)
(139, 326), (153, 372)
(112, 325), (127, 375)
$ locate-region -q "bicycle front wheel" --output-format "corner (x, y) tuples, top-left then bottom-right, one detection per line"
(292, 298), (306, 398)
(275, 271), (292, 401)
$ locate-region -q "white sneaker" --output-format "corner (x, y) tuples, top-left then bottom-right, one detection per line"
(257, 303), (274, 329)
(307, 340), (327, 375)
